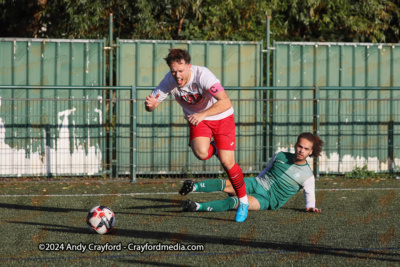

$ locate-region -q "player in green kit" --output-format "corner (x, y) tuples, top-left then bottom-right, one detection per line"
(179, 132), (323, 213)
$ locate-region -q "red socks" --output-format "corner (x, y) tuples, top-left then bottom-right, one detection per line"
(226, 163), (246, 198)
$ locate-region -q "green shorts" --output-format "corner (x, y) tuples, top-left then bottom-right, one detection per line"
(244, 177), (270, 210)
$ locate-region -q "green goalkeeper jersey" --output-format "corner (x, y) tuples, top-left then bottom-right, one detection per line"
(255, 152), (315, 210)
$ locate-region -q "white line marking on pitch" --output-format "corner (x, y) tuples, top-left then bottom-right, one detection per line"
(315, 188), (400, 191)
(0, 188), (399, 197)
(0, 192), (179, 197)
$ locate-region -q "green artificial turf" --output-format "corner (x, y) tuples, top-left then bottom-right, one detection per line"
(0, 178), (399, 266)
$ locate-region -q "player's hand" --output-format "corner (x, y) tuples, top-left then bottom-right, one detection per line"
(145, 94), (159, 110)
(187, 113), (207, 126)
(305, 207), (321, 213)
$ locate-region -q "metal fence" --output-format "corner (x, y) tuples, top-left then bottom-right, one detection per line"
(268, 87), (400, 178)
(273, 42), (400, 87)
(1, 85), (398, 180)
(0, 85), (136, 180)
(0, 38), (106, 86)
(134, 89), (265, 180)
(115, 39), (264, 175)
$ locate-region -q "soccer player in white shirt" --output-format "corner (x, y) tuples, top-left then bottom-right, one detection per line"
(145, 49), (249, 222)
(179, 132), (323, 214)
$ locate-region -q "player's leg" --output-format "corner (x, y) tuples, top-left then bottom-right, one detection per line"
(212, 115), (249, 222)
(190, 137), (216, 160)
(179, 177), (256, 196)
(179, 179), (227, 196)
(188, 122), (217, 160)
(182, 195), (260, 212)
(218, 150), (245, 198)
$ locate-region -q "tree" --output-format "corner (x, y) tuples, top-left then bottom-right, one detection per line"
(1, 0), (399, 43)
(0, 0), (45, 37)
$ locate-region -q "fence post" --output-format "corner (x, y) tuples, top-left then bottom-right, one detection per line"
(109, 90), (116, 179)
(266, 16), (271, 88)
(109, 13), (113, 86)
(313, 86), (320, 179)
(265, 17), (271, 164)
(388, 120), (394, 175)
(130, 86), (137, 182)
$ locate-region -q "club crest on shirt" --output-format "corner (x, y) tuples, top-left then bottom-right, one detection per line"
(180, 83), (204, 105)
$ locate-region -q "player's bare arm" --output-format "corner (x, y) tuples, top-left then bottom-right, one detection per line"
(145, 94), (160, 112)
(187, 90), (232, 126)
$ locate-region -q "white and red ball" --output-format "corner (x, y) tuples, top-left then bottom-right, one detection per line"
(86, 206), (115, 234)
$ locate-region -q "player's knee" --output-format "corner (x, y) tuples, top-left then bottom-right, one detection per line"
(192, 149), (209, 160)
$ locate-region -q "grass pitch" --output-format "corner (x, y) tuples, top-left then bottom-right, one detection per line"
(0, 178), (399, 266)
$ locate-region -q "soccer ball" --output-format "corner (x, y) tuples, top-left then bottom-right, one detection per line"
(86, 206), (116, 234)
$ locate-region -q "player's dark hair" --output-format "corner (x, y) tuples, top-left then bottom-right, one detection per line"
(296, 132), (324, 158)
(164, 49), (191, 66)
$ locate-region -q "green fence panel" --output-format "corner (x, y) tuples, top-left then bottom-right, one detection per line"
(0, 38), (107, 177)
(0, 38), (106, 86)
(116, 39), (263, 177)
(267, 88), (315, 163)
(318, 88), (400, 175)
(2, 37), (398, 178)
(274, 42), (400, 87)
(274, 42), (400, 175)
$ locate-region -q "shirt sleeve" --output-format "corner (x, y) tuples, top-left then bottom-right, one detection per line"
(303, 176), (316, 208)
(152, 73), (173, 102)
(198, 67), (221, 91)
(256, 152), (279, 178)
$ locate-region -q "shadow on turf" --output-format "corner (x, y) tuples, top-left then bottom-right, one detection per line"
(7, 221), (90, 234)
(0, 202), (87, 213)
(0, 202), (137, 216)
(124, 197), (181, 210)
(9, 221), (400, 263)
(124, 199), (310, 222)
(279, 207), (306, 212)
(125, 205), (177, 210)
(140, 212), (234, 223)
(124, 198), (235, 223)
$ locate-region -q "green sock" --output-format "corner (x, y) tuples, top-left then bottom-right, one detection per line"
(198, 196), (238, 212)
(195, 179), (226, 193)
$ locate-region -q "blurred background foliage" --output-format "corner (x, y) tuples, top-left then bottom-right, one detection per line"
(1, 0), (400, 42)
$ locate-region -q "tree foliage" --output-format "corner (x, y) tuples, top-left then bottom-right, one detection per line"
(1, 0), (399, 43)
